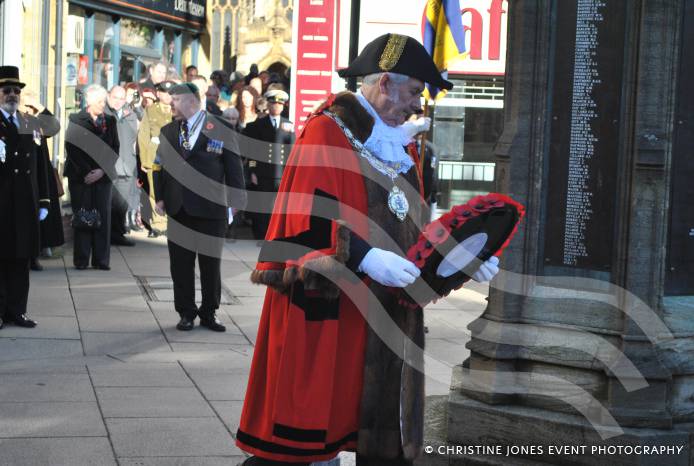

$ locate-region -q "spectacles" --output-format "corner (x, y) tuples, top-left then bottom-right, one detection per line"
(1, 87), (21, 95)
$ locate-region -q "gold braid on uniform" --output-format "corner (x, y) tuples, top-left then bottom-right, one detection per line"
(378, 34), (408, 71)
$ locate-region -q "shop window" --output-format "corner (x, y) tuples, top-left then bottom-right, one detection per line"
(91, 13), (114, 89)
(120, 18), (155, 49)
(431, 78), (504, 212)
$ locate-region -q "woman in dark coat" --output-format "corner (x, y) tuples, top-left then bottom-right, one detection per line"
(64, 84), (119, 270)
(20, 95), (65, 270)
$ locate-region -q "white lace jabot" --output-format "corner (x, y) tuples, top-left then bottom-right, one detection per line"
(355, 90), (414, 175)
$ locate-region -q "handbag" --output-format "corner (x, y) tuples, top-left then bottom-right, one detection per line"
(71, 184), (102, 231)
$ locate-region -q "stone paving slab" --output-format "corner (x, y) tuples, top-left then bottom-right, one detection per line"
(210, 400), (244, 433)
(0, 438), (117, 466)
(119, 457), (246, 466)
(187, 373), (249, 401)
(0, 402), (106, 437)
(81, 331), (171, 356)
(96, 387), (216, 418)
(72, 292), (150, 312)
(0, 373), (95, 402)
(169, 342), (253, 354)
(0, 338), (83, 362)
(88, 363), (193, 387)
(0, 316), (80, 339)
(106, 417), (241, 457)
(77, 309), (162, 333)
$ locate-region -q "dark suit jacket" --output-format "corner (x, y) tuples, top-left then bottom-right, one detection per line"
(154, 112), (247, 219)
(242, 115), (295, 191)
(64, 110), (120, 182)
(0, 111), (50, 258)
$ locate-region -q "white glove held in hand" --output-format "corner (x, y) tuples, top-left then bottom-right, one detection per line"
(471, 256), (500, 283)
(401, 117), (432, 139)
(358, 248), (421, 288)
(38, 208), (49, 222)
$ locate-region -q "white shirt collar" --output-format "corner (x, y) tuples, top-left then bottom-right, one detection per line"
(187, 109), (205, 127)
(355, 90), (413, 174)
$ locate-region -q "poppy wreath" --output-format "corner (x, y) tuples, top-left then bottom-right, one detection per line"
(395, 193), (525, 309)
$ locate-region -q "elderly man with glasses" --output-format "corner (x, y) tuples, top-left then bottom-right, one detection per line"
(0, 66), (52, 329)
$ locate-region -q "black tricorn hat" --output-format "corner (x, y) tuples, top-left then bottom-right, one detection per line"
(0, 66), (26, 88)
(338, 34), (453, 91)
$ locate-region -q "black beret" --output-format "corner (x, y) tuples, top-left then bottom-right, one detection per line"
(338, 34), (453, 91)
(168, 82), (200, 97)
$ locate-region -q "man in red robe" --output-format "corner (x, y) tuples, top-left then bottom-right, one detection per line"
(237, 34), (500, 466)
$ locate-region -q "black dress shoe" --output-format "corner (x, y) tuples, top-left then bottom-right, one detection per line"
(200, 316), (226, 332)
(111, 235), (136, 246)
(14, 315), (37, 328)
(75, 264), (88, 270)
(176, 316), (195, 331)
(30, 258), (43, 271)
(94, 264), (111, 271)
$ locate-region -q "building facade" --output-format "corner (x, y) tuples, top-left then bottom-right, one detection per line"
(208, 0), (293, 75)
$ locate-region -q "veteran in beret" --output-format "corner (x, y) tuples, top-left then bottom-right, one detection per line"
(152, 83), (247, 333)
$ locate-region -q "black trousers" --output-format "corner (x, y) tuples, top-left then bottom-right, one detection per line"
(0, 258), (30, 320)
(111, 176), (131, 237)
(69, 180), (113, 267)
(167, 210), (226, 320)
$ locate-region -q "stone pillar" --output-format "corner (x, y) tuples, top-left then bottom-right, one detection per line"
(436, 0), (694, 464)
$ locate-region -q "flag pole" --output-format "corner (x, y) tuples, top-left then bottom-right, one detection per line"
(419, 98), (431, 174)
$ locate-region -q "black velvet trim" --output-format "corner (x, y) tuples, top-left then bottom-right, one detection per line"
(290, 282), (340, 321)
(259, 189), (339, 263)
(346, 232), (371, 273)
(273, 423), (327, 443)
(236, 429), (357, 456)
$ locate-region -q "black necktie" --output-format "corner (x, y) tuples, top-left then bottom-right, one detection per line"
(7, 114), (17, 134)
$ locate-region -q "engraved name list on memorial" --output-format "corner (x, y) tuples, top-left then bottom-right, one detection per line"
(543, 0), (624, 273)
(563, 0), (602, 266)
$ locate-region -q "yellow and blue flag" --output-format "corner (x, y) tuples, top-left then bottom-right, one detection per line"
(423, 0), (467, 100)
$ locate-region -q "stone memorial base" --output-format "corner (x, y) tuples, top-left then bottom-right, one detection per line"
(418, 366), (693, 466)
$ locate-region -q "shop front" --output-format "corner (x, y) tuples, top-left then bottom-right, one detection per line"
(65, 0), (206, 113)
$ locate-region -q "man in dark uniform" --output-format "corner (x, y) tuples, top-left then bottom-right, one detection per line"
(153, 83), (247, 332)
(242, 89), (295, 242)
(0, 66), (50, 329)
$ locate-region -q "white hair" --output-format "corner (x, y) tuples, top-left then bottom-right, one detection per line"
(84, 84), (108, 106)
(223, 107), (239, 120)
(361, 72), (410, 87)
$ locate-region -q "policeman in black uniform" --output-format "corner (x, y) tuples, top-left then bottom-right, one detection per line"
(0, 66), (51, 329)
(153, 83), (247, 332)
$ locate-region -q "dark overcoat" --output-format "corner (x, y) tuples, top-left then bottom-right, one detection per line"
(0, 111), (50, 258)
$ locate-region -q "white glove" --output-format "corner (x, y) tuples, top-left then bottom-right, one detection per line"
(471, 256), (500, 283)
(227, 207), (234, 225)
(38, 208), (49, 222)
(401, 117), (432, 139)
(358, 248), (421, 288)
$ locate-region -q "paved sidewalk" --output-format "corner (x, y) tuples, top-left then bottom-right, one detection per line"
(0, 231), (489, 465)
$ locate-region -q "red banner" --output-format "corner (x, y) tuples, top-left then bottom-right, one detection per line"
(289, 0), (336, 134)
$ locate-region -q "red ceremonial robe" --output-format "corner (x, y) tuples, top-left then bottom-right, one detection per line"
(236, 93), (424, 463)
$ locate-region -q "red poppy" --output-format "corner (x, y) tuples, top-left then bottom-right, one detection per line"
(206, 122), (214, 130)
